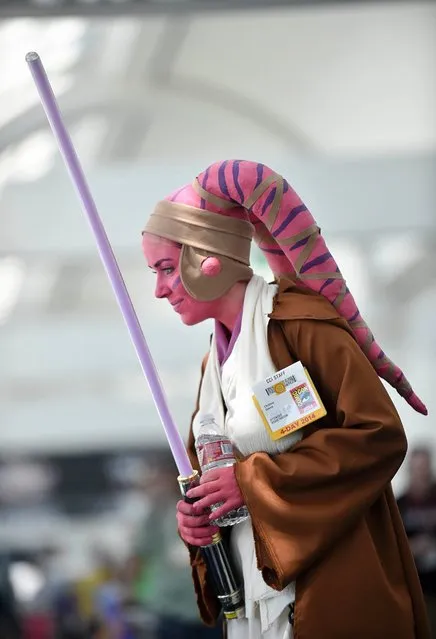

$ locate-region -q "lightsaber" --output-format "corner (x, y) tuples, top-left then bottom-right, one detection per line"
(25, 51), (244, 621)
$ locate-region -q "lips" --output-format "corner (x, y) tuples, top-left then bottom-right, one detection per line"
(171, 299), (183, 311)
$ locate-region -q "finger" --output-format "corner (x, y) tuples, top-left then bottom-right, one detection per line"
(193, 494), (226, 512)
(179, 521), (220, 536)
(182, 534), (214, 547)
(177, 500), (197, 516)
(187, 483), (220, 500)
(196, 526), (220, 546)
(177, 513), (211, 528)
(179, 528), (219, 547)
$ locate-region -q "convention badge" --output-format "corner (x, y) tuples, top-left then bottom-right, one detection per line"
(252, 361), (327, 441)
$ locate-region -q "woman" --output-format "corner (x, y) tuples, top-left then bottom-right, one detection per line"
(141, 159), (430, 639)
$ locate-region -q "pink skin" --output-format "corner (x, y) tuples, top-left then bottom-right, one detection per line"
(142, 233), (248, 530)
(176, 465), (245, 545)
(187, 465), (245, 521)
(142, 233), (247, 331)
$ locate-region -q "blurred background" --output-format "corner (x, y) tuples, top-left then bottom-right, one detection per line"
(0, 0), (435, 637)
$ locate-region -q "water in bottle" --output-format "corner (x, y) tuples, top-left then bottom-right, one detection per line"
(195, 414), (249, 527)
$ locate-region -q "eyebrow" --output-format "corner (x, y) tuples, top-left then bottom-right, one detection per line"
(150, 258), (173, 269)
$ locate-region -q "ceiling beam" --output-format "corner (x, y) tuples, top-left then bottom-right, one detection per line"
(0, 0), (412, 19)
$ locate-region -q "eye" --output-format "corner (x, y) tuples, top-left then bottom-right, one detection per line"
(162, 267), (174, 275)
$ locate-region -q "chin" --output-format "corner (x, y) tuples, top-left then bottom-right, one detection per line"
(179, 312), (205, 326)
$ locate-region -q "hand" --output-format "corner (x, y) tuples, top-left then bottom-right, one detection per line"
(186, 465), (246, 522)
(176, 500), (219, 547)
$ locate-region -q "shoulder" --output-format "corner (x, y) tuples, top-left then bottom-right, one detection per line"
(268, 277), (362, 366)
(269, 276), (354, 336)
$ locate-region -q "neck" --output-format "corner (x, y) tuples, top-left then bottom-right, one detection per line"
(216, 280), (249, 332)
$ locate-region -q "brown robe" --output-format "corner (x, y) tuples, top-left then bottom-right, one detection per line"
(185, 277), (430, 639)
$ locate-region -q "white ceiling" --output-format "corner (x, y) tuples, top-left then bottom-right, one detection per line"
(0, 1), (435, 458)
(0, 2), (435, 159)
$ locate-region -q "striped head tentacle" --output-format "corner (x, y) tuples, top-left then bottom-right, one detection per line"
(164, 159), (426, 415)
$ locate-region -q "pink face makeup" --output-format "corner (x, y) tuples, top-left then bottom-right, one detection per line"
(142, 234), (225, 326)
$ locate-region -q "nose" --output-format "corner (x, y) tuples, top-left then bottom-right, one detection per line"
(155, 278), (171, 299)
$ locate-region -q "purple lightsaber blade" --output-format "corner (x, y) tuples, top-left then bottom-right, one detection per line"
(25, 51), (192, 478)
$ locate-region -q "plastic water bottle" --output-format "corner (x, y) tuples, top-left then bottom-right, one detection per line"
(195, 414), (249, 527)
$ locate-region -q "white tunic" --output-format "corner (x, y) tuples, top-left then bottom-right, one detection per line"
(192, 275), (302, 638)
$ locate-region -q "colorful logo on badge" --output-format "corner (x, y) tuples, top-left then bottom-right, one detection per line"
(290, 383), (317, 414)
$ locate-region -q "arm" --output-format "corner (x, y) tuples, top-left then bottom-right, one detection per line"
(180, 352), (222, 626)
(235, 317), (408, 590)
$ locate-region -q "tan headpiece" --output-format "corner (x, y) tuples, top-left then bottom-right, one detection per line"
(144, 199), (254, 300)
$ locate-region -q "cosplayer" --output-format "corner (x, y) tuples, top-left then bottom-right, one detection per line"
(142, 160), (430, 639)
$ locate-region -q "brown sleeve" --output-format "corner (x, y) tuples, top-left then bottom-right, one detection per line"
(235, 317), (408, 591)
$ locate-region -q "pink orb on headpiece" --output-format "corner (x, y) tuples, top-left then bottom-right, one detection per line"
(201, 256), (222, 277)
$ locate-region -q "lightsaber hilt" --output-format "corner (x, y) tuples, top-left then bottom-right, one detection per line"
(178, 471), (245, 621)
